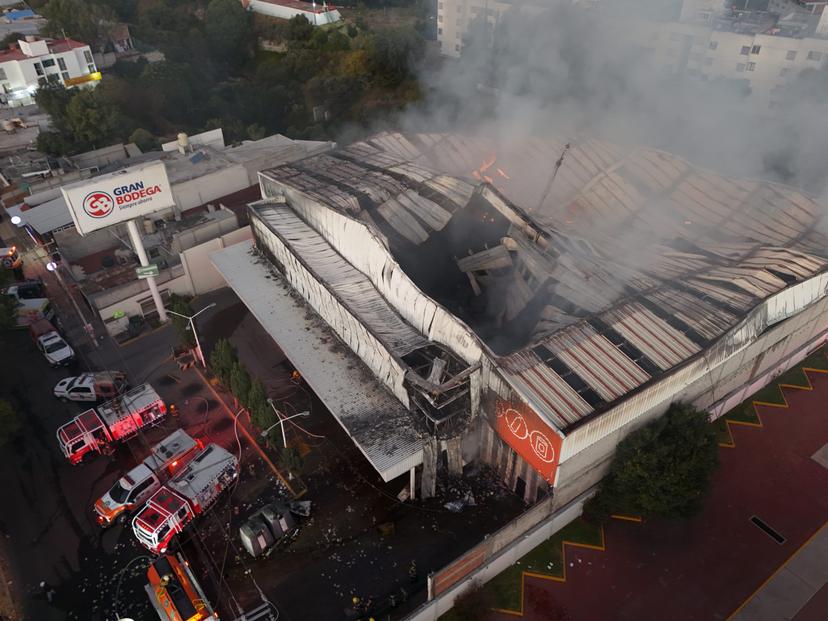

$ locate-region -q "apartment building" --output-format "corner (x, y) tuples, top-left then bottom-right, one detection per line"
(0, 36), (100, 107)
(437, 0), (828, 107)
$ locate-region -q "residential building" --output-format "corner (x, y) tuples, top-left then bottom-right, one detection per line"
(211, 131), (827, 507)
(0, 36), (99, 107)
(437, 0), (828, 107)
(241, 0), (341, 25)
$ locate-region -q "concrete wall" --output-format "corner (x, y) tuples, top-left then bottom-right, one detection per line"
(180, 226), (253, 295)
(171, 165), (251, 213)
(246, 0), (341, 25)
(405, 490), (591, 621)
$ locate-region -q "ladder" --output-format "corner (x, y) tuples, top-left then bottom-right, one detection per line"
(232, 602), (278, 620)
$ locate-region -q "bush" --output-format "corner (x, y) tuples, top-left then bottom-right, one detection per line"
(168, 294), (195, 347)
(248, 379), (276, 430)
(210, 338), (238, 386)
(586, 403), (719, 521)
(229, 361), (252, 408)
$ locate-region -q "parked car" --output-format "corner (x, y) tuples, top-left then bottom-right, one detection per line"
(30, 319), (74, 367)
(53, 371), (128, 402)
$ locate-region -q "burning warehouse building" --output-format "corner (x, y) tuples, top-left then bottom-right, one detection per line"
(211, 131), (828, 506)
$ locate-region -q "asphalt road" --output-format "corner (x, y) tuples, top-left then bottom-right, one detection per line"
(0, 327), (273, 621)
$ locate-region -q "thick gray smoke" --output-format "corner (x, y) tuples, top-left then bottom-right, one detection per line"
(404, 0), (828, 198)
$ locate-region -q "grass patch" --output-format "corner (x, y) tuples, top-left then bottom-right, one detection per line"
(484, 519), (602, 612)
(715, 345), (828, 444)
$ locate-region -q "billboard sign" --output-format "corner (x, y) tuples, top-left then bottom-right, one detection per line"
(61, 162), (174, 235)
(136, 264), (160, 279)
(495, 398), (563, 484)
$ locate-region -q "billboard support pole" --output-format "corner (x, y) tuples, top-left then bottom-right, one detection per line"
(126, 218), (168, 323)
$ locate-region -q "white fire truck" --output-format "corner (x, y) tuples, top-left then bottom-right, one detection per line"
(56, 384), (167, 465)
(132, 444), (239, 554)
(94, 429), (203, 527)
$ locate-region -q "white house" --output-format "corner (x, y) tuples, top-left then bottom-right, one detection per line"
(0, 36), (100, 107)
(241, 0), (341, 26)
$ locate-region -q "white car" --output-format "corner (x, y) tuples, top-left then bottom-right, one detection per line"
(53, 371), (128, 402)
(37, 332), (75, 367)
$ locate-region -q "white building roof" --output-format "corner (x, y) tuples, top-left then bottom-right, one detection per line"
(210, 240), (424, 482)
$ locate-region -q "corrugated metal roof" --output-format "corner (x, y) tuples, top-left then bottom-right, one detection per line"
(258, 131), (828, 434)
(210, 241), (423, 482)
(255, 204), (428, 357)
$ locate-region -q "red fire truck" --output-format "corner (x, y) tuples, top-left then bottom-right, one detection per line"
(132, 444), (239, 554)
(94, 429), (203, 527)
(56, 384), (167, 465)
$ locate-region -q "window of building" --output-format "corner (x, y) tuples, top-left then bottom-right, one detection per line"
(438, 14), (442, 22)
(42, 58), (55, 68)
(746, 61), (756, 71)
(736, 63), (746, 72)
(438, 1), (443, 7)
(61, 71), (69, 81)
(57, 57), (66, 70)
(87, 64), (95, 73)
(83, 50), (93, 64)
(807, 50), (822, 61)
(438, 27), (442, 35)
(0, 68), (6, 81)
(740, 46), (750, 55)
(697, 10), (711, 21)
(779, 67), (790, 77)
(455, 43), (460, 52)
(34, 62), (43, 76)
(785, 50), (797, 61)
(709, 40), (718, 50)
(751, 45), (761, 55)
(704, 57), (713, 66)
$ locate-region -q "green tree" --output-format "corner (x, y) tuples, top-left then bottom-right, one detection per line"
(168, 294), (195, 347)
(65, 88), (123, 148)
(368, 26), (424, 86)
(35, 81), (72, 129)
(209, 338), (237, 386)
(42, 0), (104, 42)
(204, 0), (251, 64)
(0, 32), (23, 48)
(286, 14), (313, 42)
(0, 400), (21, 446)
(129, 128), (159, 152)
(586, 403), (719, 521)
(247, 378), (276, 430)
(229, 361), (251, 408)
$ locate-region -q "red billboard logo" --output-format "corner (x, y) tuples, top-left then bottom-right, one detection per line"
(82, 191), (114, 218)
(495, 399), (562, 483)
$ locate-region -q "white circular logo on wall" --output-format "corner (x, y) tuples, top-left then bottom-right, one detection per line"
(82, 191), (114, 218)
(529, 430), (555, 463)
(501, 408), (529, 440)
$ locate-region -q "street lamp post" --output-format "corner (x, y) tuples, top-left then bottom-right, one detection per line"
(264, 399), (309, 448)
(165, 303), (216, 367)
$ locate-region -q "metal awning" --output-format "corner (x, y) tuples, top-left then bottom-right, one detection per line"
(6, 195), (73, 234)
(210, 240), (423, 482)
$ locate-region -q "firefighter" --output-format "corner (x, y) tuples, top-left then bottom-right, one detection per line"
(40, 581), (56, 604)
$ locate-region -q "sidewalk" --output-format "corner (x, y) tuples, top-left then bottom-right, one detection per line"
(731, 521), (828, 621)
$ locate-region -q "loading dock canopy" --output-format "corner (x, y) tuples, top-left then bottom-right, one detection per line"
(211, 241), (424, 482)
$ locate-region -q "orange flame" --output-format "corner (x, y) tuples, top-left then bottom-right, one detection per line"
(496, 168), (511, 180)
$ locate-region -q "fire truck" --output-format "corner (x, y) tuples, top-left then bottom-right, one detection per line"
(132, 444), (239, 554)
(94, 429), (203, 527)
(56, 384), (167, 465)
(145, 552), (217, 621)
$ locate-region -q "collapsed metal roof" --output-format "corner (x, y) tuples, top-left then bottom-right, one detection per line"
(256, 131), (828, 431)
